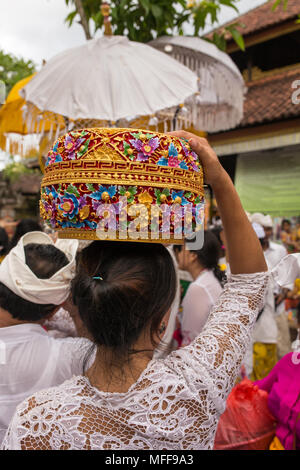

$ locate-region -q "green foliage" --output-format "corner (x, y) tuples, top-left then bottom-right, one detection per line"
(0, 50), (35, 97)
(64, 0), (244, 51)
(2, 159), (39, 183)
(270, 1), (300, 26)
(270, 0), (289, 11)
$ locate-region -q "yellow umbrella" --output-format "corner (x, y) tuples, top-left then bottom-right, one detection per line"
(0, 74), (66, 154)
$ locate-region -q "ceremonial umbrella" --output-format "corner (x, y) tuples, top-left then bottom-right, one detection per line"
(19, 35), (199, 134)
(0, 74), (66, 158)
(150, 36), (246, 133)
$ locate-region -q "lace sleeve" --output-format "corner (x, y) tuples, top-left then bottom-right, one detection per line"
(164, 272), (268, 412)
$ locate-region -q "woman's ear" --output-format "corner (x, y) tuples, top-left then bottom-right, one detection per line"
(189, 251), (198, 264)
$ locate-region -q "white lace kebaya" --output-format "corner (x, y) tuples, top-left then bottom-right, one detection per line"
(2, 272), (268, 450)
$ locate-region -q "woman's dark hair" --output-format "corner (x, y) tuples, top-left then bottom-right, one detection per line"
(0, 243), (69, 321)
(210, 225), (225, 257)
(174, 230), (226, 286)
(9, 218), (43, 251)
(0, 227), (9, 257)
(72, 241), (176, 362)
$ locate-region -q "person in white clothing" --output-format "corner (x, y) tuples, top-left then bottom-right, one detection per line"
(251, 213), (287, 270)
(0, 232), (92, 444)
(2, 131), (268, 451)
(251, 213), (291, 359)
(173, 231), (224, 346)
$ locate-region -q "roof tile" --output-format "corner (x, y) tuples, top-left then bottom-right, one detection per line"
(208, 0), (300, 39)
(240, 67), (300, 127)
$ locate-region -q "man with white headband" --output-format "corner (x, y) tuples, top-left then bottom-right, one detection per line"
(0, 232), (93, 445)
(251, 213), (291, 360)
(251, 213), (287, 269)
(247, 223), (279, 380)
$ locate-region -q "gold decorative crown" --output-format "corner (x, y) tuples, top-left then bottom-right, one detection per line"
(40, 128), (205, 243)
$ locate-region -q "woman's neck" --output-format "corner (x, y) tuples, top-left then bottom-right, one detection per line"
(188, 263), (206, 281)
(86, 347), (153, 394)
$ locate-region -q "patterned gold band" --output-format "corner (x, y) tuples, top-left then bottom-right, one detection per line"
(57, 228), (185, 244)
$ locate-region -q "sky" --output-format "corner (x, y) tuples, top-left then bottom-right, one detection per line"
(0, 0), (268, 68)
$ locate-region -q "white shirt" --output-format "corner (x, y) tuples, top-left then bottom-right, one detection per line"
(264, 242), (287, 270)
(0, 323), (92, 444)
(181, 270), (223, 346)
(154, 247), (181, 359)
(2, 273), (268, 450)
(251, 243), (288, 344)
(252, 279), (278, 343)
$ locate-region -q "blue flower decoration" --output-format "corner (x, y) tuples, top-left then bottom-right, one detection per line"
(61, 220), (84, 229)
(58, 192), (79, 219)
(46, 153), (62, 167)
(89, 185), (117, 200)
(168, 142), (178, 157)
(171, 190), (188, 206)
(179, 161), (189, 170)
(60, 219), (97, 229)
(45, 186), (59, 199)
(157, 157), (168, 167)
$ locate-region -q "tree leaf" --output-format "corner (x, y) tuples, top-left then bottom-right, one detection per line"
(151, 4), (163, 20)
(225, 25), (245, 51)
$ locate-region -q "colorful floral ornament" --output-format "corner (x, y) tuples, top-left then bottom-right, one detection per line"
(41, 128), (205, 242)
(119, 186), (137, 203)
(157, 142), (189, 170)
(171, 190), (189, 206)
(64, 130), (90, 160)
(58, 192), (79, 219)
(154, 188), (170, 204)
(129, 132), (159, 162)
(46, 142), (62, 167)
(89, 185), (117, 202)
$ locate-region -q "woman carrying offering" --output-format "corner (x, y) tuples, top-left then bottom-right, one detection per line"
(2, 131), (268, 450)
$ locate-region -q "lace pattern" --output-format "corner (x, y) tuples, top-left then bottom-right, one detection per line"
(2, 272), (268, 450)
(44, 308), (77, 338)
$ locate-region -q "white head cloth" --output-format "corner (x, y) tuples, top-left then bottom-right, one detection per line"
(252, 222), (265, 240)
(0, 232), (78, 305)
(272, 253), (300, 291)
(263, 215), (273, 228)
(251, 213), (265, 226)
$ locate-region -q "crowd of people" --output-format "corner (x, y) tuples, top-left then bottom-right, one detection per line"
(0, 131), (299, 450)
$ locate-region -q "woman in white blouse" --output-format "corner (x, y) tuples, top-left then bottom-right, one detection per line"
(2, 131), (268, 450)
(174, 231), (225, 346)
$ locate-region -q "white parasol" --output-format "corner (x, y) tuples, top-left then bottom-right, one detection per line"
(20, 35), (199, 132)
(150, 36), (246, 132)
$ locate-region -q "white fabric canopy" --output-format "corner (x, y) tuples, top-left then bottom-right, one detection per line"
(150, 36), (246, 132)
(20, 36), (198, 123)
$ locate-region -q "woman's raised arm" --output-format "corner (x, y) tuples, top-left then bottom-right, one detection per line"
(170, 131), (267, 275)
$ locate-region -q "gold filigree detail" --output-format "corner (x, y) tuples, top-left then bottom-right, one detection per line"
(57, 229), (184, 244)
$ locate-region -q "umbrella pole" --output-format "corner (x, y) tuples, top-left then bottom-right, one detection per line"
(172, 106), (180, 131)
(64, 116), (70, 132)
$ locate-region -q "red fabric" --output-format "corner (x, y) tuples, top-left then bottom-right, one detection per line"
(214, 378), (276, 450)
(173, 328), (183, 349)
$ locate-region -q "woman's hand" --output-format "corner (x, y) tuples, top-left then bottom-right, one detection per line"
(169, 130), (225, 187)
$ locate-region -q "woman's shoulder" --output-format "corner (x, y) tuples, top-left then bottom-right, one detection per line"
(14, 376), (86, 417)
